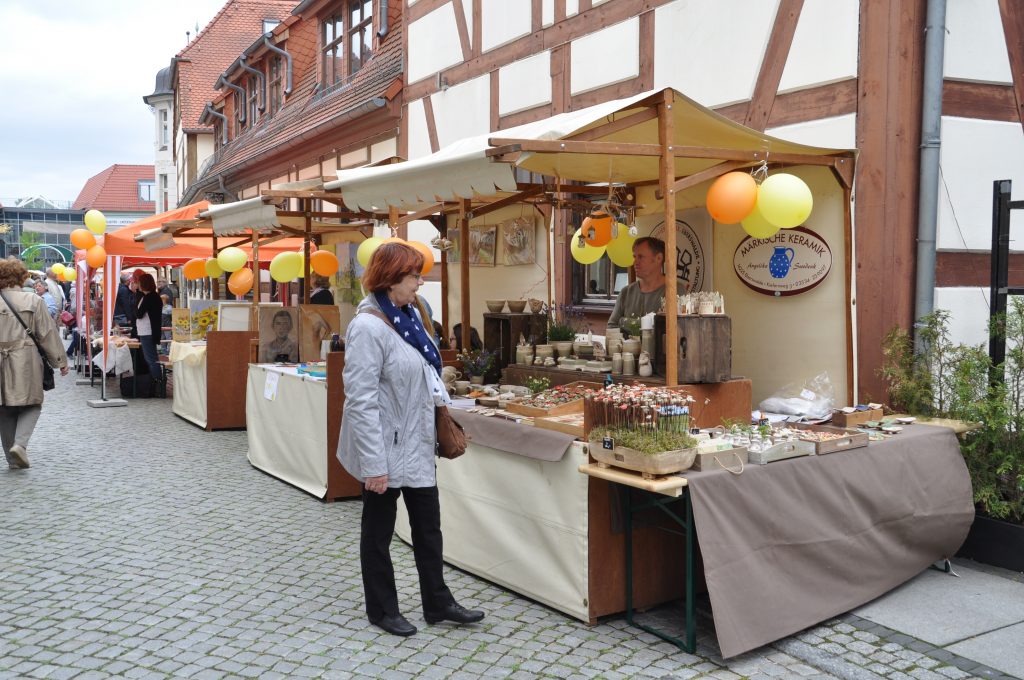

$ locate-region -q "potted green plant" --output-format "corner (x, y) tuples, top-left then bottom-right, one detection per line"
(548, 305), (582, 358)
(457, 348), (496, 385)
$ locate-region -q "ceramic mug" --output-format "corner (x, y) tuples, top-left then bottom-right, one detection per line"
(454, 380), (471, 395)
(441, 366), (462, 383)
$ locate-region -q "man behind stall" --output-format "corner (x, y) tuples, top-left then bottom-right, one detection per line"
(607, 236), (667, 328)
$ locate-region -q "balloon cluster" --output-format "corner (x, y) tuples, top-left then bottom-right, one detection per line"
(50, 263), (77, 282)
(570, 211), (637, 266)
(72, 210), (108, 268)
(705, 171), (813, 238)
(355, 236), (433, 275)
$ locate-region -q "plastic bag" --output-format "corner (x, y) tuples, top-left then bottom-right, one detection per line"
(758, 371), (836, 421)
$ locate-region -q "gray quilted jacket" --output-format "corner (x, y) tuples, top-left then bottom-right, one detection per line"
(336, 295), (437, 487)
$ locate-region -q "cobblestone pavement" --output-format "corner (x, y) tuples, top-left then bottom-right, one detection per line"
(0, 377), (1018, 679)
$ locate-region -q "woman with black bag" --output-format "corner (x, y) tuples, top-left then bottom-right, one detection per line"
(337, 242), (482, 637)
(0, 258), (68, 470)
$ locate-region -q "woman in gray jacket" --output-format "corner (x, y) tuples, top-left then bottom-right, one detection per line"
(0, 258), (69, 469)
(337, 242), (483, 637)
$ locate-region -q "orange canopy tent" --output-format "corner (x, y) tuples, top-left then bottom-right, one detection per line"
(104, 201), (306, 263)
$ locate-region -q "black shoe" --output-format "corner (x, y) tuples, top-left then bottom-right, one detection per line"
(424, 603), (485, 625)
(369, 614), (417, 637)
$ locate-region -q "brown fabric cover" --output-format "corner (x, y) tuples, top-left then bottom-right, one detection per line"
(449, 410), (577, 461)
(686, 424), (974, 658)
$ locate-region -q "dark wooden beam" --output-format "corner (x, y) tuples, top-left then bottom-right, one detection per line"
(998, 0), (1024, 131)
(745, 0), (804, 131)
(937, 251), (1024, 287)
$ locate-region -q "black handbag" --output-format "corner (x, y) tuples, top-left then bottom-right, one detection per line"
(0, 290), (56, 391)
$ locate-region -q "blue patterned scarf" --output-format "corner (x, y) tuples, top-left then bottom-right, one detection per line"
(373, 290), (441, 375)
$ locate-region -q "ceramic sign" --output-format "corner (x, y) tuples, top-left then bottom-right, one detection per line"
(650, 219), (706, 293)
(733, 227), (832, 296)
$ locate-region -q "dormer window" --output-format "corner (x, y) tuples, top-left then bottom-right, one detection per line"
(138, 180), (156, 202)
(268, 56), (283, 115)
(348, 1), (372, 75)
(263, 19), (280, 34)
(321, 1), (373, 89)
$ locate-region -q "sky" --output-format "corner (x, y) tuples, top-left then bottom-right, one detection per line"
(0, 0), (230, 205)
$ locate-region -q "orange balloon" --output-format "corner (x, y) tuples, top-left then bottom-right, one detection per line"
(383, 236), (406, 244)
(57, 270), (66, 282)
(310, 250), (339, 276)
(70, 228), (96, 250)
(706, 172), (758, 224)
(85, 245), (106, 268)
(582, 212), (613, 247)
(227, 268), (253, 296)
(407, 240), (434, 275)
(183, 258), (207, 281)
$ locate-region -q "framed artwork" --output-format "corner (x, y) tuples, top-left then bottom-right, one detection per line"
(501, 217), (535, 265)
(258, 307), (299, 363)
(171, 309), (191, 343)
(217, 302), (252, 331)
(188, 299), (219, 341)
(448, 226), (497, 266)
(299, 304), (342, 362)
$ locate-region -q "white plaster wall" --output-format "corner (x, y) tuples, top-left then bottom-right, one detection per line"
(406, 98), (433, 160)
(298, 163), (320, 180)
(431, 74), (491, 148)
(777, 0), (858, 93)
(766, 113), (857, 149)
(338, 147), (368, 168)
(541, 0), (554, 27)
(938, 117), (1024, 251)
(653, 0), (779, 108)
(935, 287), (992, 348)
(195, 135), (215, 178)
(499, 52), (552, 115)
(945, 0), (1012, 83)
(566, 0), (579, 18)
(408, 3), (465, 84)
(481, 0), (533, 52)
(461, 0), (474, 51)
(370, 137), (398, 163)
(570, 18), (639, 95)
(445, 206), (549, 336)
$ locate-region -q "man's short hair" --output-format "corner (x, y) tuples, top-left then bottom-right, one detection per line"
(633, 236), (665, 259)
(120, 273), (131, 283)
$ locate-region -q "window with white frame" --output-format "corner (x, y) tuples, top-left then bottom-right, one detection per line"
(268, 55), (283, 115)
(159, 108), (169, 149)
(138, 180), (156, 202)
(320, 1), (373, 88)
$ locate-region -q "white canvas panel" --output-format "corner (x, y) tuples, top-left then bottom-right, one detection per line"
(499, 51), (552, 115)
(406, 98), (433, 160)
(938, 117), (1024, 251)
(767, 113), (857, 150)
(408, 3), (465, 84)
(935, 287), (993, 348)
(945, 0), (1012, 84)
(542, 0), (554, 26)
(481, 0), (532, 52)
(370, 137), (398, 163)
(778, 0), (858, 93)
(570, 18), (639, 96)
(653, 0), (778, 107)
(431, 74), (492, 148)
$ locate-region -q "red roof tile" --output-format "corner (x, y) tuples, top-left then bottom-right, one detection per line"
(176, 0), (296, 132)
(73, 165), (156, 212)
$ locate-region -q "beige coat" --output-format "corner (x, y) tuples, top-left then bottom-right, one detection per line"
(0, 287), (67, 406)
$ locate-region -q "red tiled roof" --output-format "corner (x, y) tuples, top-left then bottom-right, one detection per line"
(73, 165), (156, 212)
(176, 0), (296, 132)
(196, 11), (403, 185)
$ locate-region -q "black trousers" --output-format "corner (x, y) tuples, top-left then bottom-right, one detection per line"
(360, 485), (455, 621)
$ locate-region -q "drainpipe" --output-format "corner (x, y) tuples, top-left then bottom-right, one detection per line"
(263, 37), (293, 95)
(913, 0), (947, 348)
(202, 104), (229, 146)
(238, 56), (266, 112)
(377, 0), (389, 39)
(215, 75), (246, 123)
(217, 175), (237, 202)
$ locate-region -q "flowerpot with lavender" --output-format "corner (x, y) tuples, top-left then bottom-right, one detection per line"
(458, 349), (496, 386)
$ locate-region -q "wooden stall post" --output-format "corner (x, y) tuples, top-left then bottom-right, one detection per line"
(459, 198), (471, 351)
(659, 90), (679, 386)
(212, 235), (221, 300)
(303, 199), (311, 304)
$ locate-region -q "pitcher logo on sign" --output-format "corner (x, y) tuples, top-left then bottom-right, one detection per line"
(734, 227), (831, 296)
(651, 219), (705, 293)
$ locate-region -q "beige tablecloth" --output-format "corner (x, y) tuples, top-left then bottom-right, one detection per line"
(172, 347), (207, 428)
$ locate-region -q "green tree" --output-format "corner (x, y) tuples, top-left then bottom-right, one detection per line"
(19, 232), (46, 271)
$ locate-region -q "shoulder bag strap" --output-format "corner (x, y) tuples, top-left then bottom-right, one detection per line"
(0, 290), (51, 365)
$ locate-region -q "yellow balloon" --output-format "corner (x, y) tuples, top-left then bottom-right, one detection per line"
(217, 246), (248, 272)
(205, 258), (224, 278)
(757, 173), (813, 228)
(357, 237), (383, 267)
(270, 252), (302, 282)
(84, 209), (107, 235)
(51, 263), (66, 275)
(741, 201), (781, 239)
(570, 227), (605, 265)
(606, 229), (637, 267)
(64, 268), (77, 282)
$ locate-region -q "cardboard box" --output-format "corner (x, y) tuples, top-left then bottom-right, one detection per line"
(831, 407), (884, 427)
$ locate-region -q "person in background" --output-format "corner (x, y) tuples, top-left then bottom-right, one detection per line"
(449, 323), (483, 352)
(160, 294), (172, 342)
(338, 242), (484, 637)
(157, 278), (177, 307)
(0, 258), (69, 469)
(133, 273), (163, 381)
(607, 236), (667, 329)
(45, 268), (66, 312)
(113, 272), (135, 329)
(310, 275), (334, 305)
(34, 281), (57, 320)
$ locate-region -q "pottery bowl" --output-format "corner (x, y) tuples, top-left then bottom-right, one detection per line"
(486, 299), (506, 313)
(507, 300), (527, 313)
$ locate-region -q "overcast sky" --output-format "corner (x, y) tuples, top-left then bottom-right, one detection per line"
(0, 0), (229, 205)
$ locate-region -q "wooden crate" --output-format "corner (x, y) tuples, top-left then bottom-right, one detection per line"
(505, 380), (603, 417)
(791, 423), (869, 455)
(655, 314), (732, 384)
(483, 312), (548, 370)
(830, 407), (884, 427)
(534, 413), (586, 437)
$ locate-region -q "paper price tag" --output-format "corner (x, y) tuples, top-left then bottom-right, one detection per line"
(264, 371), (280, 401)
(799, 388), (816, 401)
(602, 436), (614, 450)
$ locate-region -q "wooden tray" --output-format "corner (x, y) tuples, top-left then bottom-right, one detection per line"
(506, 381), (603, 417)
(791, 424), (868, 455)
(534, 413), (585, 437)
(830, 407), (884, 427)
(692, 446), (748, 472)
(746, 439), (815, 465)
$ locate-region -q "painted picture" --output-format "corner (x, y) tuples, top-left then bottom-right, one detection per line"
(188, 299), (219, 341)
(448, 226), (497, 266)
(171, 308), (191, 343)
(258, 307), (299, 363)
(299, 304), (342, 362)
(501, 217), (535, 265)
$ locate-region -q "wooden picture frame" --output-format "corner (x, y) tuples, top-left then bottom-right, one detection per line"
(298, 304), (342, 362)
(257, 306), (299, 363)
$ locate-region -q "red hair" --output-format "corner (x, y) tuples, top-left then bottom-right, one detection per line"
(137, 272), (156, 293)
(362, 242), (424, 292)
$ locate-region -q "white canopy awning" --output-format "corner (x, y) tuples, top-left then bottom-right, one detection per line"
(200, 196), (280, 236)
(324, 88), (854, 212)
